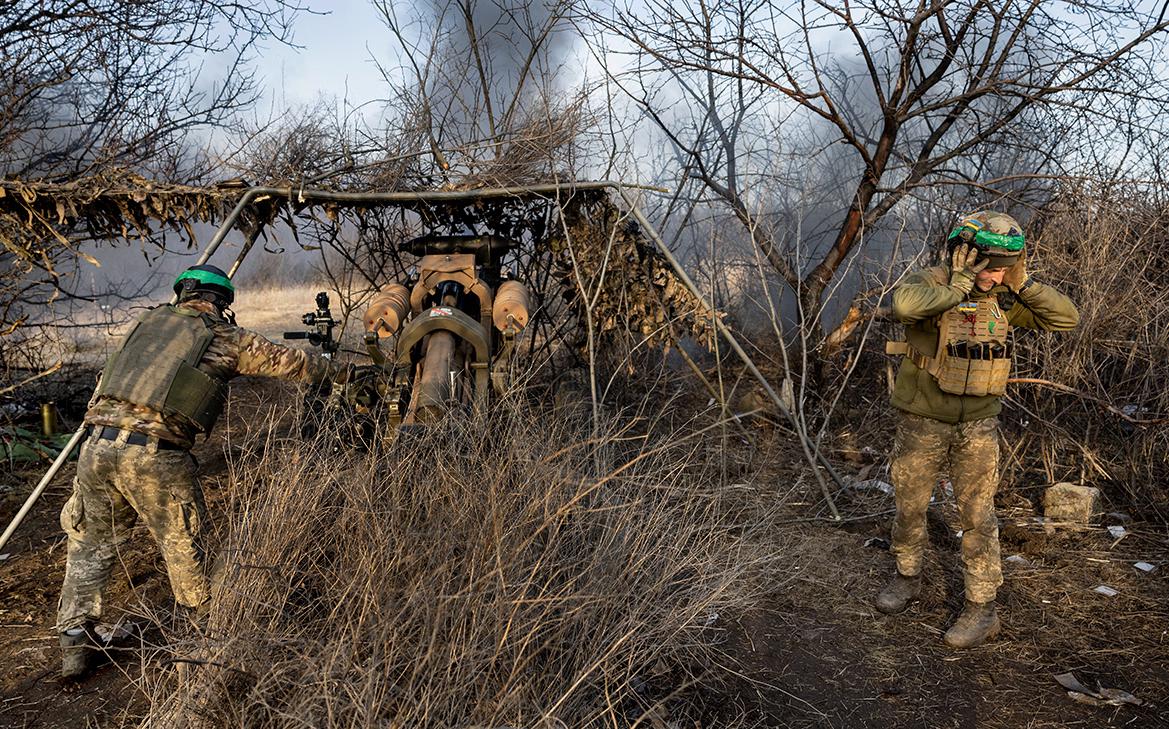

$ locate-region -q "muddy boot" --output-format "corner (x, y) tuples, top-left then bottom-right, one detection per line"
(875, 572), (921, 614)
(943, 600), (1001, 649)
(60, 624), (96, 681)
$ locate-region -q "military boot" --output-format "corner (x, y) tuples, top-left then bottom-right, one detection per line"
(943, 600), (1000, 649)
(60, 624), (96, 681)
(875, 572), (922, 614)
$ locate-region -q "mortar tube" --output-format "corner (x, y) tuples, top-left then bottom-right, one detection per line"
(615, 186), (843, 520)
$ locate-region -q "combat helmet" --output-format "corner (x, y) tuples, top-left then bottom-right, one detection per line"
(173, 264), (235, 306)
(946, 211), (1025, 268)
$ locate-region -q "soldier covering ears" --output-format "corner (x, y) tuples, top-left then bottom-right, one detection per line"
(878, 211), (1079, 648)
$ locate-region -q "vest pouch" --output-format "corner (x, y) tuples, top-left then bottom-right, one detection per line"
(986, 356), (1011, 396)
(934, 352), (972, 395)
(165, 363), (226, 433)
(963, 358), (994, 397)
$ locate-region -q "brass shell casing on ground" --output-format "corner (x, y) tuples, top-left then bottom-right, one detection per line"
(41, 402), (57, 437)
(364, 284), (411, 338)
(492, 280), (531, 331)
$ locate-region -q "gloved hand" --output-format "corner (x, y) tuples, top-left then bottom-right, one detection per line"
(1003, 249), (1029, 293)
(948, 243), (988, 293)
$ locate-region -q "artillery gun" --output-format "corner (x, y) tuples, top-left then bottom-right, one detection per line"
(283, 233), (532, 435)
(362, 233), (530, 427)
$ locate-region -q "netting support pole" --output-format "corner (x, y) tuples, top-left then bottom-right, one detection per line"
(613, 186), (844, 521)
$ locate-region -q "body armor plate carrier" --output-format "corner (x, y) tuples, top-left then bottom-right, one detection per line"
(95, 306), (227, 433)
(887, 297), (1012, 397)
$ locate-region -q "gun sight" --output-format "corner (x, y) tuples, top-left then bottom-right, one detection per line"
(283, 291), (338, 356)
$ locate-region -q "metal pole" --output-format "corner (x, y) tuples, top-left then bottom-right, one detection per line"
(194, 189), (260, 273)
(227, 221), (266, 279)
(183, 181), (666, 210)
(0, 427), (88, 552)
(1, 191), (263, 556)
(614, 186), (844, 520)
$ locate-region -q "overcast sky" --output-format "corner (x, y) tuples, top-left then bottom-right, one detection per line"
(258, 3), (390, 112)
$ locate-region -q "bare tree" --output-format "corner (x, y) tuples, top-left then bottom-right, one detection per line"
(371, 0), (587, 186)
(0, 1), (304, 180)
(0, 0), (304, 393)
(585, 0), (1169, 349)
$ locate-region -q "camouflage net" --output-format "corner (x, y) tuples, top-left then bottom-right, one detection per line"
(0, 170), (257, 254)
(0, 170), (718, 354)
(552, 192), (718, 352)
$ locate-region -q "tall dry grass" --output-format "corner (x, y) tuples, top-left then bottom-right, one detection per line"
(1007, 185), (1169, 516)
(140, 396), (777, 727)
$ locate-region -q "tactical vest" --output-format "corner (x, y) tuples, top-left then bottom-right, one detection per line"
(95, 306), (227, 433)
(887, 297), (1012, 397)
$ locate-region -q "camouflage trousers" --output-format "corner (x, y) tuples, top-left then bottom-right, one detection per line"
(57, 434), (209, 632)
(889, 413), (1003, 604)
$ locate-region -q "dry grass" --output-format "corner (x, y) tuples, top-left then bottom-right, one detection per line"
(1006, 185), (1169, 515)
(137, 395), (778, 727)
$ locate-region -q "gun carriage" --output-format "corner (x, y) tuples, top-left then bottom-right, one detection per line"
(285, 232), (531, 433)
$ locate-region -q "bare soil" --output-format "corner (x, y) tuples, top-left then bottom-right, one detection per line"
(2, 378), (1167, 728)
(0, 378), (299, 729)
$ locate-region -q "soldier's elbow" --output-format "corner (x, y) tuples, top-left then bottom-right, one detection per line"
(890, 294), (919, 323)
(1049, 308), (1080, 331)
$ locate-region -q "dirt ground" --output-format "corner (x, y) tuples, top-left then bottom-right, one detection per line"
(4, 378), (1164, 724)
(0, 377), (302, 729)
(2, 374), (1166, 728)
(718, 514), (1169, 728)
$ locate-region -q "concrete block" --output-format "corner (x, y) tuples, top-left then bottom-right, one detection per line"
(1043, 483), (1101, 524)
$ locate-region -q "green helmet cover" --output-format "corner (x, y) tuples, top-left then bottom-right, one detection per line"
(174, 265), (235, 305)
(947, 227), (1025, 252)
(174, 268), (235, 292)
(947, 213), (1025, 253)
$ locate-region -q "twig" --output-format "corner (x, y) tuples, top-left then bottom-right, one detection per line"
(0, 360), (63, 397)
(1008, 377), (1169, 425)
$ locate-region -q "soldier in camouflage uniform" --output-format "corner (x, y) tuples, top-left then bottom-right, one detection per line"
(877, 212), (1078, 648)
(58, 264), (348, 679)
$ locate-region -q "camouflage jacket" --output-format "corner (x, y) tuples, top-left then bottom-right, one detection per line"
(889, 265), (1079, 424)
(86, 299), (340, 447)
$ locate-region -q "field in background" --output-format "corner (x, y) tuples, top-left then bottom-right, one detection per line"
(232, 284), (335, 343)
(24, 283), (338, 371)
